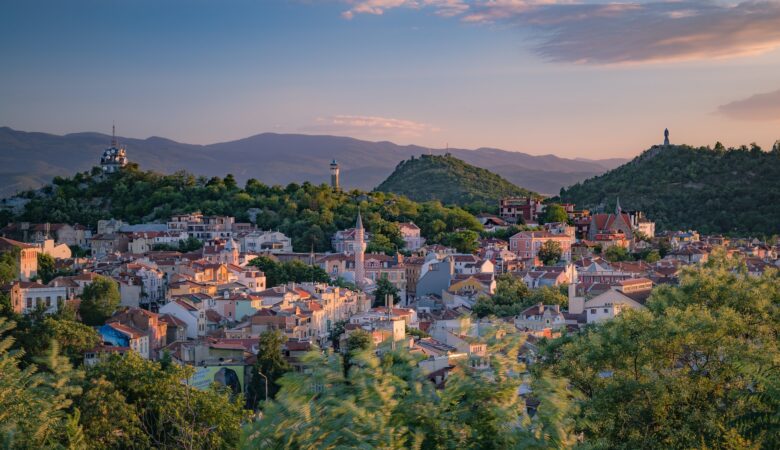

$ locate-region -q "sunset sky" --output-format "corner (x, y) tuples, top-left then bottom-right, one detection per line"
(2, 0), (780, 158)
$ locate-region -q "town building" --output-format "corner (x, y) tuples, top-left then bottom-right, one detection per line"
(0, 237), (38, 281)
(509, 231), (573, 264)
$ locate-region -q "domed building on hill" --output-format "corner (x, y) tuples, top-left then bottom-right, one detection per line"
(100, 125), (128, 173)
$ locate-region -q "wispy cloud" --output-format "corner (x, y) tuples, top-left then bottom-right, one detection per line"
(718, 88), (780, 121)
(339, 0), (780, 64)
(307, 114), (441, 137)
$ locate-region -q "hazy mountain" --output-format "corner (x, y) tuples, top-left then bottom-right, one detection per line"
(376, 154), (537, 207)
(0, 127), (626, 198)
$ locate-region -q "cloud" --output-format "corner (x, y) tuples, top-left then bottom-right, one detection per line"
(339, 0), (780, 64)
(341, 0), (468, 19)
(718, 89), (780, 121)
(308, 115), (441, 137)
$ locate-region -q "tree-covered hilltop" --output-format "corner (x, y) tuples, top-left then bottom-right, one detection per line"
(560, 142), (780, 235)
(375, 154), (539, 212)
(4, 164), (483, 252)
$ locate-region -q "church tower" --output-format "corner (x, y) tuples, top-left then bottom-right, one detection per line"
(330, 159), (340, 190)
(221, 237), (239, 266)
(354, 210), (366, 289)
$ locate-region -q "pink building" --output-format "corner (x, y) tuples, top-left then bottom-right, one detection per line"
(509, 231), (572, 265)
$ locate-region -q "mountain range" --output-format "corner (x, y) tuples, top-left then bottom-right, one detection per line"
(0, 126), (627, 198)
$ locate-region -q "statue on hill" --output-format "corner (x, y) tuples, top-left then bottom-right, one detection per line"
(664, 128), (670, 147)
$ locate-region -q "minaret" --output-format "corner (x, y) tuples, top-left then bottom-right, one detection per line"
(354, 210), (366, 290)
(330, 159), (340, 190)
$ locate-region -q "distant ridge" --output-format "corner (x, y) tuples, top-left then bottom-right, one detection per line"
(375, 154), (537, 208)
(0, 126), (626, 198)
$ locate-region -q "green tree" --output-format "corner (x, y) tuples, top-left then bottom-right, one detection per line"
(443, 229), (479, 254)
(78, 276), (121, 326)
(542, 203), (569, 224)
(604, 245), (631, 262)
(0, 318), (84, 448)
(538, 240), (563, 265)
(247, 329), (291, 409)
(541, 252), (780, 449)
(36, 253), (57, 284)
(88, 352), (246, 448)
(245, 326), (579, 449)
(373, 276), (399, 308)
(78, 377), (148, 449)
(473, 274), (531, 318)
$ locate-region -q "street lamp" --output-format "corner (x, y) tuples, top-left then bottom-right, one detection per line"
(256, 369), (269, 403)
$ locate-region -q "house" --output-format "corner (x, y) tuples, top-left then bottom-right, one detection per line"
(160, 313), (188, 344)
(240, 230), (293, 254)
(9, 281), (68, 315)
(331, 227), (372, 253)
(159, 298), (206, 339)
(99, 322), (150, 359)
(1, 222), (91, 248)
(499, 197), (543, 223)
(397, 222), (425, 250)
(514, 303), (567, 331)
(509, 231), (573, 264)
(569, 278), (654, 324)
(0, 237), (38, 281)
(416, 256), (455, 298)
(167, 213), (236, 241)
(90, 233), (130, 258)
(476, 214), (509, 232)
(108, 307), (168, 357)
(443, 273), (495, 307)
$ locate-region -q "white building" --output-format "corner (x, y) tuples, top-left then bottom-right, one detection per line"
(159, 298), (206, 339)
(9, 281), (68, 315)
(240, 230), (293, 254)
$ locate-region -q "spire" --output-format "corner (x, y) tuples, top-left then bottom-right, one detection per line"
(111, 122), (118, 147)
(615, 197), (622, 215)
(356, 209), (363, 230)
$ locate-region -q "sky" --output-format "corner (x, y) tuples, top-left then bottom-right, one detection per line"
(1, 0), (780, 159)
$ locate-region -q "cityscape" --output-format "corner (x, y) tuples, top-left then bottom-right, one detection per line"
(1, 1), (779, 449)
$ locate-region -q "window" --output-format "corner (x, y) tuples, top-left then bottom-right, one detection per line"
(590, 309), (596, 314)
(603, 308), (609, 313)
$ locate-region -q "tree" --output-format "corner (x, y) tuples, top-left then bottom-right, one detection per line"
(540, 252), (780, 449)
(473, 274), (531, 318)
(643, 249), (661, 263)
(542, 203), (569, 224)
(247, 329), (291, 409)
(87, 352), (245, 448)
(604, 245), (631, 262)
(78, 377), (148, 449)
(36, 253), (57, 284)
(538, 240), (563, 266)
(373, 276), (399, 308)
(0, 318), (84, 448)
(443, 229), (479, 253)
(528, 285), (568, 309)
(78, 276), (121, 326)
(245, 326), (580, 449)
(328, 319), (348, 351)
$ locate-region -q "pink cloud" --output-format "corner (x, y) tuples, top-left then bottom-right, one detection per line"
(309, 114), (441, 137)
(718, 89), (780, 121)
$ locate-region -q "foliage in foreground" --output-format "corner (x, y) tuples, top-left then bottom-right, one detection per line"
(540, 250), (780, 449)
(244, 327), (580, 449)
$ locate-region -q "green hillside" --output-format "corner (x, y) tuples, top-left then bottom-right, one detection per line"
(1, 164), (484, 252)
(375, 154), (538, 210)
(560, 143), (780, 235)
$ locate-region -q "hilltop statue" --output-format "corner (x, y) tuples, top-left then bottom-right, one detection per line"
(664, 128), (670, 146)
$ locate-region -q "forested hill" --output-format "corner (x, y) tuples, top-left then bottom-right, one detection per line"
(375, 154), (538, 210)
(2, 164), (484, 253)
(560, 143), (780, 235)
